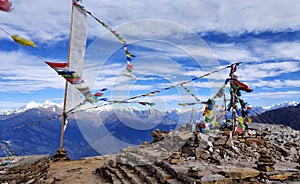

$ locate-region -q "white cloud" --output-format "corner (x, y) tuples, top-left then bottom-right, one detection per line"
(251, 79), (300, 88)
(244, 90), (300, 99)
(210, 40), (300, 63)
(210, 43), (258, 62)
(0, 51), (65, 92)
(84, 0), (300, 34)
(1, 1), (300, 109)
(0, 101), (26, 109)
(249, 40), (300, 61)
(1, 1), (300, 42)
(235, 61), (300, 81)
(0, 1), (71, 42)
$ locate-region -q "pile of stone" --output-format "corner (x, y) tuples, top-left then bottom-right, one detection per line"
(0, 155), (50, 184)
(169, 150), (181, 164)
(96, 123), (300, 183)
(256, 149), (276, 172)
(52, 148), (69, 162)
(151, 129), (170, 143)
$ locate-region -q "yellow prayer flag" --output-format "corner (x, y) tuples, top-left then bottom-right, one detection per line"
(11, 34), (37, 48)
(212, 120), (220, 127)
(178, 103), (187, 107)
(206, 110), (212, 117)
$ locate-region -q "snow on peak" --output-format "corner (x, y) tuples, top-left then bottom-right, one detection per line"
(166, 108), (193, 114)
(263, 101), (299, 110)
(10, 100), (63, 114)
(0, 109), (14, 116)
(123, 106), (142, 112)
(42, 100), (63, 109)
(24, 101), (39, 109)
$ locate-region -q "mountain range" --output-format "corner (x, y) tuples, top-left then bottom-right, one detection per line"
(0, 100), (299, 159)
(252, 103), (300, 130)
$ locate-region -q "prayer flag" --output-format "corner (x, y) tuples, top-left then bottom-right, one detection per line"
(0, 0), (12, 12)
(11, 34), (37, 48)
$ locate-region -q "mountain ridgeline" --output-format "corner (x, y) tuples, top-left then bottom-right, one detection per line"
(0, 101), (299, 159)
(252, 104), (300, 130)
(0, 102), (195, 159)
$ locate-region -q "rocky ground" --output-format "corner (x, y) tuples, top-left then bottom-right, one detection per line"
(96, 123), (300, 183)
(3, 122), (300, 183)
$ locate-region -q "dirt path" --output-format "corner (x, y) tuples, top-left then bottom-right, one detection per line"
(48, 156), (111, 184)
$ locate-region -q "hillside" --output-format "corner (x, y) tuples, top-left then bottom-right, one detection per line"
(0, 108), (99, 159)
(252, 104), (300, 130)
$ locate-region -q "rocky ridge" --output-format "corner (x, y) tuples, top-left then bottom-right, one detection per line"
(96, 123), (300, 183)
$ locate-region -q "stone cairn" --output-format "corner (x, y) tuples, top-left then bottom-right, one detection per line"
(96, 123), (300, 184)
(256, 150), (276, 172)
(169, 150), (181, 164)
(151, 129), (169, 143)
(52, 148), (69, 162)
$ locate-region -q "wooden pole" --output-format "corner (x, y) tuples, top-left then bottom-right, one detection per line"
(59, 0), (75, 154)
(229, 63), (238, 133)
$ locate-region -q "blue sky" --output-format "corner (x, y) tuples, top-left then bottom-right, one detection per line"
(0, 0), (299, 110)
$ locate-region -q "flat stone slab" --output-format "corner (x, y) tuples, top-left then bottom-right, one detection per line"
(219, 167), (260, 179)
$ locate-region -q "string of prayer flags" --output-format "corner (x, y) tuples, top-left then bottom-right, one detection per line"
(73, 2), (136, 79)
(227, 63), (253, 134)
(213, 82), (227, 99)
(178, 101), (207, 107)
(93, 88), (108, 97)
(125, 60), (136, 79)
(137, 101), (155, 106)
(179, 79), (228, 107)
(200, 81), (227, 130)
(45, 62), (82, 84)
(45, 61), (108, 103)
(180, 85), (201, 102)
(84, 88), (108, 103)
(234, 115), (247, 134)
(0, 113), (63, 133)
(0, 0), (12, 12)
(67, 63), (242, 113)
(11, 34), (37, 48)
(114, 63), (242, 105)
(106, 100), (155, 107)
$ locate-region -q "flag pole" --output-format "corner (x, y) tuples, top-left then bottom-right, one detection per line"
(58, 0), (75, 155)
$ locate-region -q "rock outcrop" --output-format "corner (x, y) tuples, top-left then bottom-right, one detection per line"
(96, 123), (300, 183)
(0, 155), (50, 184)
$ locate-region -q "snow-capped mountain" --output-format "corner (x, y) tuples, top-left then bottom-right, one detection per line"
(0, 101), (193, 159)
(264, 101), (300, 111)
(252, 103), (300, 130)
(0, 100), (63, 116)
(1, 100), (299, 119)
(250, 101), (299, 115)
(0, 100), (299, 159)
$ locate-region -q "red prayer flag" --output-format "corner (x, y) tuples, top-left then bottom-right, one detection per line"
(138, 102), (147, 106)
(232, 79), (253, 92)
(94, 92), (103, 97)
(66, 77), (82, 84)
(127, 63), (133, 70)
(45, 62), (68, 69)
(0, 0), (12, 12)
